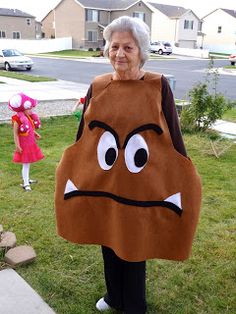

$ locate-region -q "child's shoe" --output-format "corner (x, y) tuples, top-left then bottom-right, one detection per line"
(23, 185), (31, 191)
(96, 298), (111, 311)
(29, 179), (38, 184)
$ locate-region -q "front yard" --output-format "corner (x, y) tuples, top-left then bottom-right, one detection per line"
(0, 115), (235, 314)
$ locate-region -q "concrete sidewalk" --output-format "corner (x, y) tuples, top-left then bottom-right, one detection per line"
(211, 119), (236, 140)
(0, 76), (89, 122)
(0, 76), (89, 102)
(0, 269), (56, 314)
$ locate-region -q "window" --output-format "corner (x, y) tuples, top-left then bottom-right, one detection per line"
(13, 31), (21, 39)
(217, 26), (222, 33)
(0, 31), (6, 38)
(87, 30), (97, 42)
(198, 21), (203, 31)
(86, 9), (99, 22)
(26, 18), (31, 25)
(133, 12), (145, 21)
(184, 20), (194, 30)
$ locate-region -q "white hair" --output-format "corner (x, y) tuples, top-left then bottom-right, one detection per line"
(103, 16), (150, 68)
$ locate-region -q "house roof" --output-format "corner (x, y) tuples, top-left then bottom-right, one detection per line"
(76, 0), (144, 11)
(42, 0), (154, 21)
(202, 8), (236, 19)
(221, 8), (236, 19)
(148, 2), (188, 18)
(0, 8), (35, 18)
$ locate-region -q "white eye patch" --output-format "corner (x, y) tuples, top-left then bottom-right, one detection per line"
(125, 134), (149, 173)
(97, 131), (118, 170)
(23, 100), (32, 109)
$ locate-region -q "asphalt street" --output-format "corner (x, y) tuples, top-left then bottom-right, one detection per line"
(29, 56), (236, 100)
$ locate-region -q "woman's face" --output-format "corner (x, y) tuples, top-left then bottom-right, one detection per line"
(108, 31), (141, 75)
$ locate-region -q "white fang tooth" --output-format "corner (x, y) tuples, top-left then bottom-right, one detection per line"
(164, 192), (182, 210)
(64, 179), (78, 194)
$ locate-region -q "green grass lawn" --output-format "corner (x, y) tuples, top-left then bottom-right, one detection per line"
(209, 53), (229, 59)
(222, 107), (236, 123)
(224, 66), (236, 69)
(0, 116), (235, 314)
(0, 70), (57, 82)
(38, 49), (101, 58)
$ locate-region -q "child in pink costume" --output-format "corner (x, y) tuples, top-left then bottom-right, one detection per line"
(8, 93), (44, 191)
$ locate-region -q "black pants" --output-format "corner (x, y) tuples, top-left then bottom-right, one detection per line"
(102, 246), (147, 314)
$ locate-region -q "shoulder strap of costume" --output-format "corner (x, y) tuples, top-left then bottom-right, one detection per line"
(144, 72), (163, 94)
(26, 114), (36, 129)
(144, 71), (162, 81)
(92, 73), (113, 97)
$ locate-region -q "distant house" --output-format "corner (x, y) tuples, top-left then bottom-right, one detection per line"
(0, 8), (36, 39)
(35, 21), (43, 39)
(41, 0), (153, 49)
(200, 8), (236, 53)
(148, 2), (200, 48)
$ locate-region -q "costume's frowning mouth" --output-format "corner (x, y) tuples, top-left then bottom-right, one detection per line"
(64, 179), (183, 216)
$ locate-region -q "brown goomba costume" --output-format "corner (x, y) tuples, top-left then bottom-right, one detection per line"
(55, 72), (201, 262)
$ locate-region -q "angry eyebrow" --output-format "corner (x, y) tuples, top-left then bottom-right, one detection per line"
(89, 120), (120, 148)
(89, 121), (163, 150)
(123, 124), (163, 148)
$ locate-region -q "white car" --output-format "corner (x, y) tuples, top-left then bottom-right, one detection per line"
(0, 49), (33, 71)
(150, 41), (172, 55)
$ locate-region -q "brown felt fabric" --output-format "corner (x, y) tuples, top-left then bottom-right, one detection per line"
(55, 72), (201, 262)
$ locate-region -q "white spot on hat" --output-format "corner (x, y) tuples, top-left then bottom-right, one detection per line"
(10, 94), (22, 108)
(24, 100), (32, 109)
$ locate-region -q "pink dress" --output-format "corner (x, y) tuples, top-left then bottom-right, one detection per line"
(12, 114), (44, 163)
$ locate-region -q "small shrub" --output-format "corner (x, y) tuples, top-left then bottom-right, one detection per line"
(181, 58), (234, 132)
(88, 48), (93, 51)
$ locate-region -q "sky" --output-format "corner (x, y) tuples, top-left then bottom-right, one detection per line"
(0, 0), (235, 21)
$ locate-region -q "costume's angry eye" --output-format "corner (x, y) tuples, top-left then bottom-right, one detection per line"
(97, 131), (118, 170)
(125, 134), (149, 173)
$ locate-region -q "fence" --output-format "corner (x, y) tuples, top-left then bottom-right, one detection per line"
(0, 37), (72, 53)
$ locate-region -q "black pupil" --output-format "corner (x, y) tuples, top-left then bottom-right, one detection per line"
(134, 148), (148, 167)
(105, 148), (117, 166)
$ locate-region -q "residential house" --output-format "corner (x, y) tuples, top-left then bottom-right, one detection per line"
(41, 0), (153, 49)
(0, 8), (36, 39)
(35, 21), (43, 39)
(148, 2), (200, 48)
(200, 8), (236, 53)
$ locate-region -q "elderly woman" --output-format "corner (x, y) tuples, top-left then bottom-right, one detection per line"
(55, 16), (201, 314)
